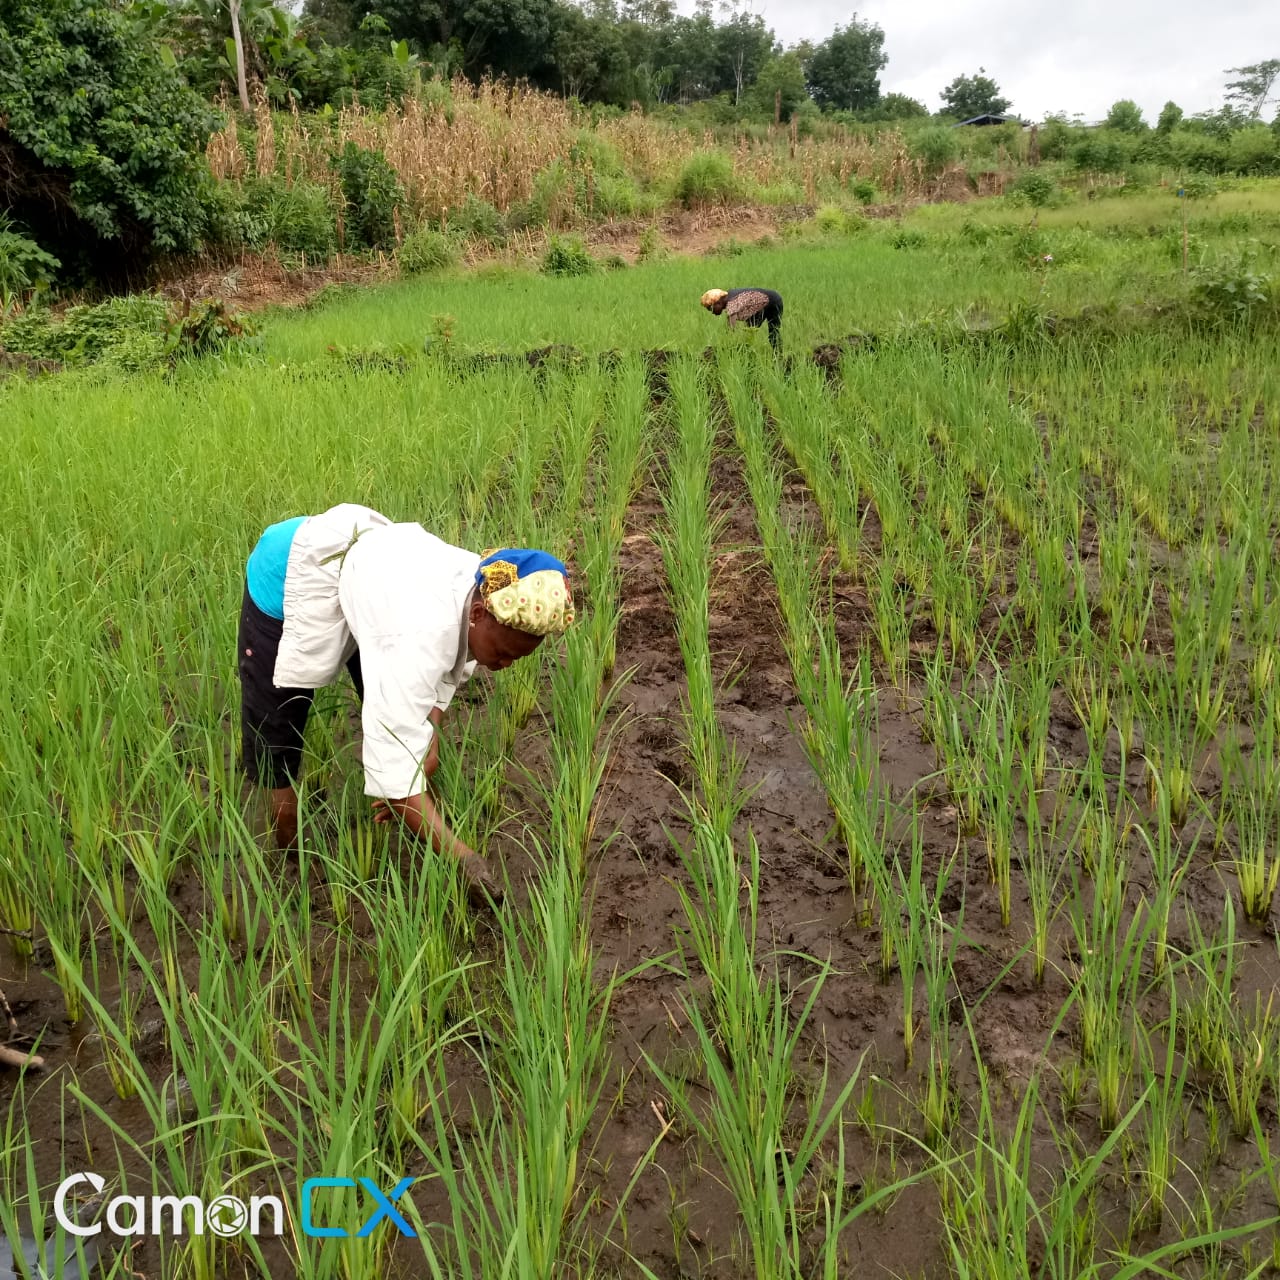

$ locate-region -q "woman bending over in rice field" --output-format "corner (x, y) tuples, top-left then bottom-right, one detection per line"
(701, 287), (784, 350)
(237, 503), (573, 905)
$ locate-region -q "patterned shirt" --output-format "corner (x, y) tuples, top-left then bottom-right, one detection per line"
(724, 289), (775, 324)
(723, 288), (783, 347)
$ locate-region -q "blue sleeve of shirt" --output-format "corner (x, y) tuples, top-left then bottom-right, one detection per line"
(245, 516), (307, 620)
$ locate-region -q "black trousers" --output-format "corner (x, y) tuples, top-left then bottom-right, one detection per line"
(744, 305), (782, 349)
(236, 585), (363, 789)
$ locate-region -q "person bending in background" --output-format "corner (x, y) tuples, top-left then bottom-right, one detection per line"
(237, 503), (574, 903)
(701, 287), (784, 350)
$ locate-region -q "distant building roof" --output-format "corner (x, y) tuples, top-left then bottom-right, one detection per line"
(953, 112), (1021, 127)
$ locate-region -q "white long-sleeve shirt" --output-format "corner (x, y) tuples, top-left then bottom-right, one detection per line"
(273, 504), (479, 798)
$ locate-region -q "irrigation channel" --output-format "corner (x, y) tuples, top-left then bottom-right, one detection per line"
(1, 331), (1279, 1279)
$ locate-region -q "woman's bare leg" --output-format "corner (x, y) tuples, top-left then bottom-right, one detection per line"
(269, 786), (300, 851)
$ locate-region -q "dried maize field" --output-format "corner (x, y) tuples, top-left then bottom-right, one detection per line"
(2, 204), (1280, 1280)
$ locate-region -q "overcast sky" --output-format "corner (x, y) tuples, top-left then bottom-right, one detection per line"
(739, 0), (1274, 123)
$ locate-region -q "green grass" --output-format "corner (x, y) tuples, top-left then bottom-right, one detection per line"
(2, 184), (1280, 1278)
(260, 185), (1280, 362)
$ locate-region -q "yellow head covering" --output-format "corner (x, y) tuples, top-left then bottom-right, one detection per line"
(476, 550), (574, 636)
(701, 289), (728, 309)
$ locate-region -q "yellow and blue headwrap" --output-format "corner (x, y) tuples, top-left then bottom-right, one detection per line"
(476, 548), (574, 636)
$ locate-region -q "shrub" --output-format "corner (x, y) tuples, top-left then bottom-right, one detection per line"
(169, 299), (254, 358)
(333, 142), (403, 250)
(636, 226), (669, 262)
(1228, 125), (1280, 176)
(1161, 225), (1203, 264)
(592, 171), (644, 219)
(814, 204), (868, 235)
(541, 235), (596, 277)
(448, 195), (504, 244)
(347, 41), (415, 109)
(1071, 132), (1133, 173)
(1167, 131), (1229, 175)
(1190, 248), (1272, 326)
(1179, 173), (1219, 200)
(752, 180), (806, 205)
(815, 204), (848, 234)
(511, 160), (577, 230)
(708, 237), (747, 257)
(910, 127), (959, 173)
(890, 226), (927, 250)
(673, 151), (739, 208)
(398, 228), (460, 275)
(0, 219), (60, 315)
(1, 293), (253, 368)
(237, 178), (337, 257)
(1208, 211), (1254, 235)
(1, 295), (169, 369)
(850, 177), (879, 204)
(0, 0), (219, 283)
(959, 218), (1003, 246)
(568, 131), (627, 178)
(1010, 170), (1059, 208)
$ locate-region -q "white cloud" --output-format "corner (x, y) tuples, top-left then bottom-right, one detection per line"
(739, 0), (1276, 121)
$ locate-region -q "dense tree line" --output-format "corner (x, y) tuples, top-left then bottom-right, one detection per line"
(0, 0), (1277, 290)
(136, 0), (912, 119)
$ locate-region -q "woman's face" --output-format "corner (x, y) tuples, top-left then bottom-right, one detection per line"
(467, 599), (544, 671)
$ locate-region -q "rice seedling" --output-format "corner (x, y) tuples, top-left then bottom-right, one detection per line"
(1130, 662), (1198, 828)
(1133, 761), (1196, 978)
(1179, 896), (1243, 1082)
(1067, 831), (1152, 1133)
(1133, 984), (1189, 1231)
(365, 852), (472, 1143)
(1251, 1113), (1280, 1271)
(1225, 768), (1280, 926)
(870, 812), (956, 1071)
(1211, 990), (1277, 1142)
(918, 844), (962, 1151)
(972, 667), (1018, 928)
(720, 352), (820, 668)
(40, 844), (87, 1024)
(870, 549), (914, 697)
(1022, 766), (1068, 987)
(795, 629), (881, 898)
(478, 836), (626, 1277)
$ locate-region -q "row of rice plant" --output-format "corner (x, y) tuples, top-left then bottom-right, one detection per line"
(651, 354), (920, 1278)
(750, 328), (1280, 1268)
(0, 357), (642, 1277)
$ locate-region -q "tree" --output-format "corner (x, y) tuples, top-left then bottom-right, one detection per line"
(175, 0), (321, 107)
(302, 0), (359, 46)
(1228, 123), (1279, 173)
(1192, 105), (1247, 140)
(0, 0), (218, 283)
(939, 68), (1010, 120)
(668, 2), (720, 102)
(714, 1), (773, 107)
(749, 50), (808, 121)
(360, 0), (559, 80)
(1104, 98), (1145, 132)
(548, 5), (624, 100)
(1156, 100), (1183, 134)
(1224, 59), (1280, 120)
(804, 15), (886, 113)
(877, 91), (928, 119)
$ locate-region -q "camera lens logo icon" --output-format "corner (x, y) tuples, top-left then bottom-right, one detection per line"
(205, 1196), (249, 1238)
